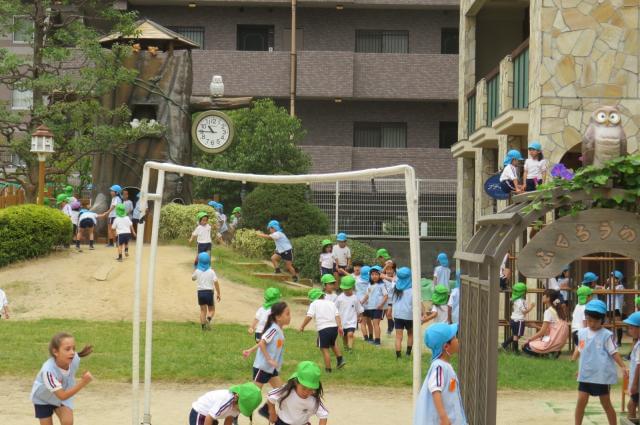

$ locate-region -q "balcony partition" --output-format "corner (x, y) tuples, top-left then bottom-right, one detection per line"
(467, 92), (476, 136)
(512, 39), (529, 109)
(486, 71), (500, 125)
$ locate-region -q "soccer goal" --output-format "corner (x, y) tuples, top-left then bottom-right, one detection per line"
(131, 161), (423, 425)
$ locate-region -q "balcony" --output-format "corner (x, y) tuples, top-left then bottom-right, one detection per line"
(492, 39), (529, 136)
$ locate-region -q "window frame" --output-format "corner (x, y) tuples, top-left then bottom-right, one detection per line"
(236, 24), (275, 51)
(440, 27), (459, 55)
(11, 88), (33, 111)
(167, 26), (205, 49)
(353, 122), (408, 149)
(438, 121), (458, 149)
(12, 15), (33, 44)
(355, 29), (409, 54)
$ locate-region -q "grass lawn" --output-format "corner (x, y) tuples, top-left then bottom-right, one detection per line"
(0, 319), (593, 391)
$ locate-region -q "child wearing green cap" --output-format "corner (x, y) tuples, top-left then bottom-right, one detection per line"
(623, 312), (640, 421)
(320, 274), (338, 303)
(266, 361), (328, 425)
(189, 382), (262, 425)
(501, 283), (535, 353)
(319, 240), (335, 278)
(424, 284), (450, 324)
(376, 248), (391, 266)
(111, 204), (136, 262)
(248, 287), (281, 342)
(334, 275), (364, 352)
(572, 286), (593, 347)
(300, 288), (345, 371)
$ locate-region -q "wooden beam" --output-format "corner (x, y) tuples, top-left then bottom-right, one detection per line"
(190, 96), (253, 111)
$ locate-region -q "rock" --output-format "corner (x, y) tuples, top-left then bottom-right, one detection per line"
(556, 55), (577, 86)
(572, 29), (596, 56)
(592, 2), (615, 23)
(600, 24), (624, 49)
(561, 8), (597, 30)
(556, 31), (582, 55)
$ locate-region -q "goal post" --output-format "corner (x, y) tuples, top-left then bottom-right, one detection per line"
(131, 161), (423, 425)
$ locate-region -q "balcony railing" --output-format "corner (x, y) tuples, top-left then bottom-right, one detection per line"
(486, 71), (500, 125)
(512, 39), (529, 109)
(467, 92), (476, 136)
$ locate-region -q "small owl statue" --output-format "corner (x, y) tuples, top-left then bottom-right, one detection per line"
(582, 106), (627, 167)
(210, 75), (224, 98)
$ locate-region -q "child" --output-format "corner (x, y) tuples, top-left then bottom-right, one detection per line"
(57, 194), (71, 248)
(257, 220), (299, 282)
(101, 184), (122, 247)
(501, 282), (535, 353)
(248, 287), (281, 342)
(363, 265), (388, 346)
(581, 272), (599, 289)
(122, 189), (134, 219)
(573, 300), (628, 425)
(69, 201), (81, 247)
(624, 312), (640, 421)
(448, 271), (461, 325)
(189, 212), (212, 267)
(376, 248), (391, 266)
(572, 286), (593, 346)
(414, 323), (466, 425)
(300, 288), (345, 371)
(111, 204), (136, 262)
(76, 208), (97, 251)
(392, 267), (415, 359)
(355, 264), (370, 341)
(63, 185), (77, 204)
(321, 274), (338, 303)
(522, 141), (547, 192)
(334, 275), (363, 352)
(433, 253), (451, 287)
(192, 252), (221, 331)
(332, 232), (352, 281)
(499, 252), (511, 291)
(132, 192), (144, 235)
(243, 302), (290, 389)
(499, 149), (524, 194)
(30, 332), (93, 425)
(319, 240), (335, 278)
(424, 284), (450, 324)
(523, 289), (569, 357)
(229, 207), (241, 235)
(266, 361), (329, 425)
(0, 287), (9, 319)
(383, 260), (397, 336)
(189, 382), (262, 425)
(606, 270), (625, 346)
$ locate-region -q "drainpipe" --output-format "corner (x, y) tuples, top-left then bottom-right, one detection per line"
(290, 0), (297, 117)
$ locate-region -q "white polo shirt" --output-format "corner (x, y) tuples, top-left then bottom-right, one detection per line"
(332, 245), (351, 267)
(111, 216), (133, 235)
(192, 269), (218, 291)
(335, 293), (363, 329)
(191, 390), (239, 419)
(268, 386), (329, 425)
(307, 299), (340, 331)
(192, 224), (212, 244)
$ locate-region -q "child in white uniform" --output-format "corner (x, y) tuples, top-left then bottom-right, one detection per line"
(320, 274), (338, 303)
(111, 204), (135, 261)
(499, 150), (524, 194)
(319, 239), (335, 277)
(392, 267), (416, 359)
(248, 287), (281, 341)
(623, 312), (640, 421)
(572, 286), (593, 346)
(334, 275), (363, 352)
(257, 220), (299, 282)
(190, 212), (212, 268)
(433, 253), (451, 287)
(189, 382), (261, 425)
(192, 252), (221, 331)
(424, 284), (450, 324)
(332, 232), (352, 282)
(522, 141), (547, 192)
(501, 282), (535, 353)
(0, 287), (9, 319)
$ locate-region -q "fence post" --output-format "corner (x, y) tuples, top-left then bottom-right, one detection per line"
(334, 181), (339, 235)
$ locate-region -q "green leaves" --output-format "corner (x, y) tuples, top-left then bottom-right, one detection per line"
(158, 203), (218, 242)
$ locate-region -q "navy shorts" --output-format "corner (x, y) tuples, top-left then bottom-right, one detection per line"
(254, 332), (263, 341)
(34, 404), (59, 419)
(343, 327), (356, 335)
(276, 249), (293, 262)
(253, 367), (279, 384)
(109, 217), (115, 224)
(500, 180), (516, 193)
(321, 266), (335, 276)
(510, 320), (525, 337)
(80, 218), (94, 228)
(394, 318), (413, 331)
(197, 290), (214, 306)
(525, 178), (539, 192)
(364, 309), (384, 320)
(317, 327), (338, 348)
(118, 233), (131, 245)
(275, 418), (291, 425)
(578, 382), (610, 396)
(197, 242), (212, 253)
(189, 408), (220, 425)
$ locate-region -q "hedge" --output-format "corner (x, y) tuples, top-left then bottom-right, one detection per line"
(231, 228), (274, 259)
(0, 204), (72, 267)
(159, 203), (219, 242)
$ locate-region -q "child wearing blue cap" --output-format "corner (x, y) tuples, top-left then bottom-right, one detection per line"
(192, 252), (221, 331)
(433, 253), (451, 287)
(623, 311), (640, 420)
(499, 150), (524, 194)
(572, 299), (628, 425)
(332, 232), (352, 282)
(362, 265), (388, 346)
(522, 141), (547, 192)
(414, 323), (466, 425)
(257, 220), (299, 282)
(392, 267), (417, 359)
(355, 264), (371, 341)
(99, 184), (123, 247)
(606, 270), (625, 346)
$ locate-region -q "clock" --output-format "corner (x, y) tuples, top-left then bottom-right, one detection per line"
(191, 110), (235, 154)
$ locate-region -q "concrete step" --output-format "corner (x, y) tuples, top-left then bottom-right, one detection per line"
(283, 279), (313, 288)
(252, 273), (290, 281)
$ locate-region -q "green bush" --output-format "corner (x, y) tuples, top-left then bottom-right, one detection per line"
(242, 184), (329, 238)
(231, 228), (274, 259)
(0, 204), (72, 267)
(159, 203), (219, 242)
(291, 235), (378, 281)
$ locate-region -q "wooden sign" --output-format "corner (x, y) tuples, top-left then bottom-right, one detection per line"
(518, 209), (640, 278)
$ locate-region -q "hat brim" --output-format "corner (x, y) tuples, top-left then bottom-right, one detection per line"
(339, 283), (354, 290)
(623, 318), (640, 327)
(290, 371), (320, 390)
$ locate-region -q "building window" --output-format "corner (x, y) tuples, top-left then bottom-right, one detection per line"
(354, 122), (407, 148)
(168, 26), (204, 49)
(441, 28), (459, 54)
(355, 30), (408, 53)
(439, 121), (458, 149)
(11, 89), (33, 110)
(13, 16), (33, 44)
(237, 25), (274, 51)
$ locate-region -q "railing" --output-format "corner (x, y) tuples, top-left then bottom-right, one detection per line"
(0, 186), (25, 208)
(486, 71), (500, 125)
(467, 91), (476, 136)
(512, 39), (529, 109)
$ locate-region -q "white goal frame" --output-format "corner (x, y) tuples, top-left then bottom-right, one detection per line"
(131, 161), (423, 425)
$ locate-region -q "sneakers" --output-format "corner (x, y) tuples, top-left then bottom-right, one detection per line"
(274, 268), (282, 274)
(125, 250), (129, 257)
(337, 358), (346, 369)
(106, 243), (114, 247)
(89, 245), (95, 250)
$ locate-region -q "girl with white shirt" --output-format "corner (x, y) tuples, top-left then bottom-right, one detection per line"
(189, 382), (262, 425)
(319, 240), (335, 277)
(99, 184), (122, 247)
(189, 212), (212, 268)
(522, 141), (547, 192)
(499, 150), (524, 194)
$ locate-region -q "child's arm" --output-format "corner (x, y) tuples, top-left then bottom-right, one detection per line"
(256, 339), (279, 369)
(214, 280), (221, 302)
(222, 417), (234, 425)
(523, 302), (536, 315)
(299, 316), (312, 332)
(432, 391), (452, 425)
(447, 305), (452, 325)
(336, 314), (343, 335)
(423, 311), (437, 323)
(248, 318), (259, 334)
(527, 322), (549, 343)
(242, 342), (260, 358)
(2, 304), (9, 319)
(377, 294), (388, 310)
(612, 352), (629, 378)
(52, 371), (93, 400)
(256, 232), (272, 239)
(130, 224), (136, 238)
(267, 400), (278, 423)
(571, 347), (580, 362)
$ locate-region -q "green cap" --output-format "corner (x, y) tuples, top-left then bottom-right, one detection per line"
(376, 248), (390, 260)
(320, 274), (336, 286)
(321, 239), (332, 247)
(577, 286), (593, 305)
(263, 287), (281, 309)
(196, 211), (208, 221)
(635, 296), (640, 307)
(290, 361), (321, 390)
(308, 288), (324, 302)
(431, 284), (450, 305)
(232, 206), (241, 214)
(340, 275), (356, 290)
(511, 282), (527, 301)
(56, 193), (69, 205)
(229, 382), (262, 417)
(64, 185), (73, 195)
(115, 203), (126, 217)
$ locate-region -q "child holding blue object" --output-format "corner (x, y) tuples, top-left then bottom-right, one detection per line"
(499, 149), (524, 194)
(433, 253), (451, 287)
(192, 252), (221, 331)
(415, 323), (467, 425)
(572, 300), (628, 425)
(624, 312), (640, 421)
(257, 220), (299, 282)
(392, 267), (416, 359)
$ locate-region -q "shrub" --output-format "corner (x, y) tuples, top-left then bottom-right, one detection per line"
(0, 204), (72, 267)
(159, 203), (219, 242)
(242, 184), (329, 238)
(231, 228), (274, 259)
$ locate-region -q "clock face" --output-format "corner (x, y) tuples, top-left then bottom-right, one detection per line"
(192, 111), (234, 153)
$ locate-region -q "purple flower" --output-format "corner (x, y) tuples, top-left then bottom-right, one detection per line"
(551, 163), (574, 180)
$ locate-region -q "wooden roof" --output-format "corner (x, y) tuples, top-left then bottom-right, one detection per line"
(99, 18), (199, 49)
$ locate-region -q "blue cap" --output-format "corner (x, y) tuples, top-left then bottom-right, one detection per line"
(267, 220), (281, 232)
(370, 265), (383, 273)
(585, 299), (607, 315)
(360, 266), (371, 282)
(196, 252), (211, 271)
(503, 149), (524, 166)
(528, 141), (542, 151)
(437, 252), (449, 268)
(424, 323), (458, 360)
(336, 232), (347, 242)
(395, 267), (412, 291)
(582, 272), (598, 284)
(612, 270), (623, 280)
(110, 184), (122, 193)
(624, 312), (640, 327)
(216, 202), (224, 212)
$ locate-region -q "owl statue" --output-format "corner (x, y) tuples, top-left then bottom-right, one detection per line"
(209, 75), (224, 98)
(582, 106), (627, 167)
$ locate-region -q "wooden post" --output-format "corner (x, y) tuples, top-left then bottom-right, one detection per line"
(289, 0), (297, 117)
(37, 159), (45, 205)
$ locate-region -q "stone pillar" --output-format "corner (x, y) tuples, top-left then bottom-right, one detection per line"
(499, 56), (514, 115)
(459, 9), (477, 141)
(457, 156), (476, 253)
(475, 79), (488, 130)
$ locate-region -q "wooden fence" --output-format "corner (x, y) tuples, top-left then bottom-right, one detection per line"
(0, 186), (26, 208)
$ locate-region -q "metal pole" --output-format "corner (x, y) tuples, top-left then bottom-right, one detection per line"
(142, 170), (165, 425)
(334, 181), (339, 235)
(289, 0), (297, 117)
(37, 159), (45, 205)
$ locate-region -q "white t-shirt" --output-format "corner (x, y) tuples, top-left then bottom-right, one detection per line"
(0, 289), (8, 309)
(111, 216), (133, 235)
(62, 204), (72, 219)
(335, 293), (363, 329)
(431, 305), (449, 324)
(332, 245), (351, 267)
(108, 196), (122, 218)
(255, 306), (271, 334)
(511, 298), (528, 321)
(192, 224), (212, 244)
(123, 200), (134, 218)
(324, 292), (338, 303)
(447, 287), (460, 324)
(524, 158), (547, 180)
(500, 253), (509, 278)
(268, 386), (329, 425)
(319, 253), (334, 269)
(192, 269), (218, 291)
(307, 299), (340, 331)
(607, 284), (625, 311)
(70, 210), (80, 226)
(547, 278), (560, 291)
(571, 304), (586, 332)
(499, 164), (518, 182)
(191, 389), (239, 419)
(542, 308), (559, 342)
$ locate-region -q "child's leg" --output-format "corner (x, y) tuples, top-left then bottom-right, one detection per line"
(199, 304), (207, 326)
(88, 228), (94, 248)
(599, 394), (616, 425)
(407, 327), (414, 355)
(373, 318), (381, 341)
(342, 333), (349, 348)
(270, 254), (280, 271)
(395, 329), (403, 358)
(54, 405), (73, 425)
(360, 319), (368, 340)
(38, 418), (54, 425)
(575, 391), (589, 425)
(117, 241), (123, 259)
(331, 341), (342, 358)
(320, 348), (331, 370)
(347, 331), (354, 349)
(366, 318), (373, 339)
(208, 305), (215, 322)
(268, 376), (283, 390)
(284, 260), (297, 278)
(124, 241), (129, 256)
(628, 398), (637, 419)
(386, 308), (394, 334)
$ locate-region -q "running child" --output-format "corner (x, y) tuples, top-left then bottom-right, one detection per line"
(319, 240), (335, 278)
(573, 300), (628, 425)
(363, 265), (388, 346)
(501, 282), (535, 353)
(248, 287), (281, 342)
(0, 287), (9, 319)
(189, 382), (262, 425)
(69, 201), (81, 247)
(392, 267), (416, 359)
(572, 286), (593, 346)
(424, 284), (450, 324)
(111, 204), (136, 262)
(75, 208), (97, 251)
(334, 275), (363, 352)
(190, 212), (212, 267)
(257, 220), (299, 282)
(522, 141), (547, 192)
(300, 288), (345, 371)
(383, 260), (397, 336)
(243, 302), (290, 389)
(30, 332), (93, 425)
(624, 312), (640, 421)
(192, 252), (221, 331)
(433, 253), (451, 287)
(266, 361), (329, 425)
(101, 184), (122, 247)
(414, 323), (466, 425)
(332, 233), (352, 282)
(320, 274), (338, 303)
(355, 264), (370, 341)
